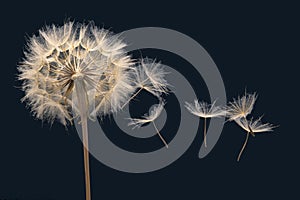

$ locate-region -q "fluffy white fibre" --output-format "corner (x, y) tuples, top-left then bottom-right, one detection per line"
(19, 22), (134, 125)
(128, 101), (165, 129)
(235, 116), (275, 134)
(133, 58), (169, 97)
(226, 92), (257, 121)
(185, 100), (225, 118)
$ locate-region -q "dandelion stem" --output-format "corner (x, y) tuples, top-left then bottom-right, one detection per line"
(237, 132), (250, 162)
(121, 87), (143, 109)
(153, 121), (168, 148)
(204, 118), (207, 147)
(74, 79), (91, 200)
(81, 117), (91, 200)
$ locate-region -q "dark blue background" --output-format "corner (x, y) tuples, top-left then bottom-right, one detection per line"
(1, 1), (297, 199)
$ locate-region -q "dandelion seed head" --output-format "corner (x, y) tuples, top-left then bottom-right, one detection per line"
(185, 100), (225, 118)
(128, 100), (165, 129)
(235, 116), (275, 133)
(18, 22), (134, 125)
(133, 58), (169, 97)
(226, 92), (257, 121)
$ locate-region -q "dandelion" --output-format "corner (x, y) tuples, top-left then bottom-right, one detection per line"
(235, 117), (275, 161)
(185, 100), (225, 147)
(18, 22), (134, 200)
(128, 100), (168, 148)
(226, 92), (257, 121)
(121, 58), (169, 109)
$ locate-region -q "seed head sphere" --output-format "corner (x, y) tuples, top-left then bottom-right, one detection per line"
(18, 22), (134, 125)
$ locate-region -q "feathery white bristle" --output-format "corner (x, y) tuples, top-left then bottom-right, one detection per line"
(18, 22), (134, 125)
(235, 116), (275, 133)
(185, 100), (225, 118)
(128, 101), (165, 129)
(133, 58), (169, 97)
(226, 92), (257, 121)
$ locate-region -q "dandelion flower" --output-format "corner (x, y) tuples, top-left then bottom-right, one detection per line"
(226, 92), (257, 121)
(18, 22), (134, 200)
(235, 117), (276, 161)
(185, 100), (225, 147)
(128, 100), (168, 148)
(121, 58), (169, 109)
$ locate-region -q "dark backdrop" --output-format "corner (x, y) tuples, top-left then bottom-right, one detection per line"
(1, 1), (298, 200)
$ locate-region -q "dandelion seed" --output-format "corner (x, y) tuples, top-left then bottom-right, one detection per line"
(128, 100), (168, 148)
(121, 58), (169, 109)
(226, 92), (257, 121)
(185, 100), (225, 147)
(18, 22), (134, 200)
(234, 117), (276, 161)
